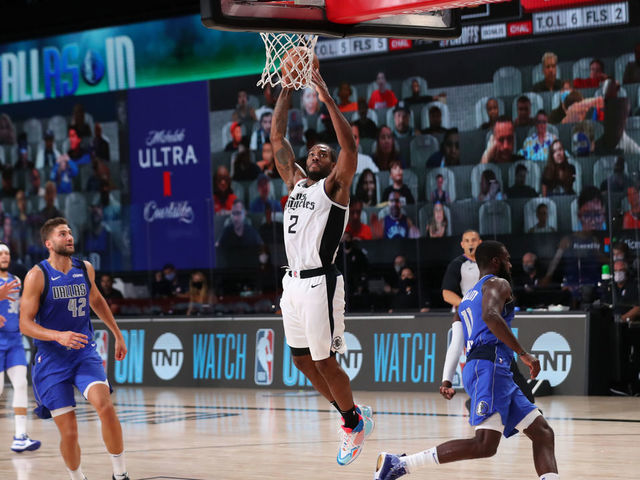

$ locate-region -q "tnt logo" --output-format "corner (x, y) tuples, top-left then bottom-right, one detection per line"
(336, 332), (362, 381)
(151, 332), (184, 380)
(254, 328), (274, 386)
(531, 332), (572, 387)
(94, 330), (109, 372)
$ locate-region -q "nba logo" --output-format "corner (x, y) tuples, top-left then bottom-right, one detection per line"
(94, 330), (109, 373)
(255, 328), (274, 386)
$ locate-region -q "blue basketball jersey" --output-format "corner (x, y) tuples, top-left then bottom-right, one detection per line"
(0, 273), (22, 349)
(458, 274), (515, 361)
(34, 258), (93, 353)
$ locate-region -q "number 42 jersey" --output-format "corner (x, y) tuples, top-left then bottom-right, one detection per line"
(283, 178), (348, 271)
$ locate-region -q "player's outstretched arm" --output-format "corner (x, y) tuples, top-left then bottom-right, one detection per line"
(313, 69), (357, 206)
(482, 277), (540, 379)
(271, 87), (304, 193)
(440, 314), (464, 400)
(19, 267), (88, 349)
(85, 261), (127, 361)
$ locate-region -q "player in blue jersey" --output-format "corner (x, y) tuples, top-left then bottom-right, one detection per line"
(0, 243), (41, 453)
(375, 241), (559, 480)
(19, 218), (129, 480)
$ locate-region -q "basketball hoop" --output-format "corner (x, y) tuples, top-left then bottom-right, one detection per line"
(257, 33), (319, 90)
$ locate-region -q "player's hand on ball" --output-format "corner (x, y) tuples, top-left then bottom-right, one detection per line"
(439, 381), (456, 400)
(56, 331), (89, 349)
(311, 69), (331, 104)
(114, 336), (127, 361)
(0, 279), (20, 301)
(520, 353), (541, 379)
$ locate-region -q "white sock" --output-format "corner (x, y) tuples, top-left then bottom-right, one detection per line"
(403, 446), (439, 473)
(540, 474), (559, 480)
(14, 415), (27, 437)
(110, 451), (127, 477)
(67, 467), (85, 480)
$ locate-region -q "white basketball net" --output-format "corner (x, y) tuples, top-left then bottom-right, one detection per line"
(257, 33), (319, 90)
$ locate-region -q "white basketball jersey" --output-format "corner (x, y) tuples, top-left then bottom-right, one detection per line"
(284, 178), (348, 270)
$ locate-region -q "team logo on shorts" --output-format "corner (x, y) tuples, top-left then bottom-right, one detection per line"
(254, 328), (274, 386)
(476, 400), (490, 417)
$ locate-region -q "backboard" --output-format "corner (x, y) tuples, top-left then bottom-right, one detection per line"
(200, 0), (466, 40)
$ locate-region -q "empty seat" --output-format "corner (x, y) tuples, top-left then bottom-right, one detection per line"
(493, 66), (522, 96)
(567, 158), (583, 194)
(421, 101), (451, 129)
(512, 92), (544, 120)
(64, 192), (88, 235)
(475, 96), (505, 129)
(426, 167), (456, 202)
(479, 200), (512, 235)
(47, 115), (68, 143)
(507, 160), (541, 191)
(524, 197), (558, 232)
(594, 155), (629, 187)
(401, 76), (428, 99)
(572, 57), (594, 79)
(471, 163), (502, 199)
(23, 118), (43, 146)
(410, 135), (439, 170)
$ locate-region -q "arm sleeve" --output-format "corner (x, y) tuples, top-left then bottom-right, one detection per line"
(441, 257), (462, 294)
(442, 321), (464, 383)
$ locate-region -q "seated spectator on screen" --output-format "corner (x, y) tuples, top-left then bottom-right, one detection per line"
(66, 127), (91, 165)
(351, 124), (379, 174)
(92, 123), (111, 161)
(85, 204), (123, 269)
(430, 173), (450, 204)
(231, 89), (257, 127)
(213, 165), (237, 214)
(573, 58), (607, 89)
(258, 202), (284, 244)
(478, 169), (504, 202)
(250, 174), (282, 214)
(392, 102), (413, 139)
(372, 191), (419, 239)
(29, 168), (44, 198)
(532, 52), (563, 92)
(548, 80), (573, 123)
(571, 120), (596, 157)
(520, 110), (557, 162)
(186, 271), (216, 316)
(427, 128), (460, 167)
(550, 89), (604, 125)
(353, 98), (378, 139)
(250, 112), (272, 156)
(368, 71), (398, 110)
(514, 96), (535, 128)
(70, 103), (92, 140)
(99, 273), (124, 314)
(51, 154), (78, 194)
(381, 160), (415, 205)
(36, 130), (60, 169)
(216, 199), (264, 249)
(577, 185), (606, 232)
(0, 113), (16, 145)
(301, 87), (321, 127)
(390, 266), (429, 313)
(373, 125), (401, 170)
(481, 117), (523, 164)
(421, 105), (448, 136)
(594, 79), (640, 156)
(600, 156), (631, 193)
(506, 164), (538, 199)
(345, 199), (372, 241)
(337, 81), (357, 113)
(256, 141), (280, 179)
(623, 43), (640, 84)
(231, 144), (261, 181)
(541, 140), (576, 196)
(15, 136), (32, 170)
(623, 186), (640, 230)
(528, 203), (556, 233)
(403, 78), (446, 106)
(152, 263), (185, 298)
(354, 168), (378, 207)
(427, 202), (448, 238)
(225, 121), (246, 152)
(11, 190), (37, 261)
(39, 181), (63, 222)
(0, 169), (17, 199)
(480, 97), (500, 130)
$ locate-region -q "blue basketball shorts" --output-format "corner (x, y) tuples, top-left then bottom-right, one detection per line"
(463, 358), (538, 438)
(0, 340), (28, 372)
(31, 347), (110, 419)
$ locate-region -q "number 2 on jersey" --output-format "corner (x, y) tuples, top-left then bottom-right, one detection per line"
(288, 214), (299, 234)
(68, 298), (87, 318)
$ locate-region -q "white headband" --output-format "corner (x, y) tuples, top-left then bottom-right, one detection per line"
(0, 244), (9, 254)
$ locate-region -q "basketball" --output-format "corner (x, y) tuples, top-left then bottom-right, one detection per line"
(280, 46), (319, 88)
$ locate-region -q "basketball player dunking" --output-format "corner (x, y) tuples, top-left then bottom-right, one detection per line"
(19, 218), (129, 480)
(375, 241), (559, 480)
(271, 68), (373, 466)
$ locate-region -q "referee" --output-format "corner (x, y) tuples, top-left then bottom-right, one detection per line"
(441, 230), (535, 404)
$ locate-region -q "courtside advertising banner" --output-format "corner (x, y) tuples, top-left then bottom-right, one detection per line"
(101, 313), (588, 395)
(128, 81), (213, 270)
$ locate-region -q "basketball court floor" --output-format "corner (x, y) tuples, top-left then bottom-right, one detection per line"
(1, 387), (638, 479)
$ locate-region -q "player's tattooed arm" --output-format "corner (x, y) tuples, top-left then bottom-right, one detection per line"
(271, 87), (303, 192)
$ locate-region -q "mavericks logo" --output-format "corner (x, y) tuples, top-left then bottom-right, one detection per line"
(151, 333), (184, 380)
(531, 332), (572, 387)
(144, 201), (194, 224)
(336, 332), (362, 381)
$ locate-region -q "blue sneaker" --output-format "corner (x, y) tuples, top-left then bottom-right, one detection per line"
(356, 404), (375, 437)
(11, 434), (41, 453)
(337, 417), (366, 466)
(374, 452), (408, 480)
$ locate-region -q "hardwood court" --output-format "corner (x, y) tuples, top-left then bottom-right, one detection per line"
(1, 387), (639, 479)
